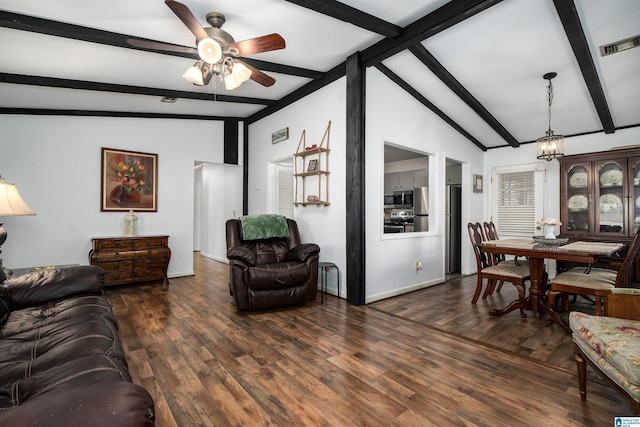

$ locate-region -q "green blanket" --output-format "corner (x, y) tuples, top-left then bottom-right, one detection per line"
(240, 214), (289, 240)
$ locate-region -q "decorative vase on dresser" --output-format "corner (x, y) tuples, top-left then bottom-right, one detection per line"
(89, 235), (171, 286)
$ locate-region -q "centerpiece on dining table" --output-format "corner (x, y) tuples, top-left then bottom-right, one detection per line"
(534, 218), (568, 245)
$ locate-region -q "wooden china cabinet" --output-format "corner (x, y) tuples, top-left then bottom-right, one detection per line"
(559, 146), (640, 285)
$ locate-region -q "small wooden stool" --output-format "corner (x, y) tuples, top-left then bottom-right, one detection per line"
(318, 262), (340, 303)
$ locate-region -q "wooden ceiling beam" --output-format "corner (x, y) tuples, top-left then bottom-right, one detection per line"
(375, 63), (487, 152)
(362, 0), (503, 67)
(282, 0), (401, 38)
(0, 72), (276, 105)
(0, 10), (320, 80)
(552, 0), (615, 134)
(409, 44), (519, 147)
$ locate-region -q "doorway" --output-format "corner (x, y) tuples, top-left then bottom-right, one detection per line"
(445, 160), (462, 274)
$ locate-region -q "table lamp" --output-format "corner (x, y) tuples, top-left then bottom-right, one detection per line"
(0, 176), (36, 266)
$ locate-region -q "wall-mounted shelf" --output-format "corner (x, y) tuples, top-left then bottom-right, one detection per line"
(294, 121), (331, 206)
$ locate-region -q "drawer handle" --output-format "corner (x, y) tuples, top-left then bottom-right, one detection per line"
(147, 249), (153, 255)
(115, 252), (119, 256)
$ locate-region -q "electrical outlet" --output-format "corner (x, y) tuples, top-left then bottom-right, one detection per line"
(415, 261), (423, 271)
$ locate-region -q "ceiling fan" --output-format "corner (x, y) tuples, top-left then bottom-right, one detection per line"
(128, 0), (286, 90)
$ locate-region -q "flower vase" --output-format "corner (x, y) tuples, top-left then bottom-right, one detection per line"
(121, 189), (141, 204)
(544, 224), (556, 239)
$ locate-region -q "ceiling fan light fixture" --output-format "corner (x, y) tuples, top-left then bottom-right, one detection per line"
(197, 37), (222, 64)
(224, 73), (242, 90)
(182, 62), (205, 85)
(536, 72), (565, 162)
(232, 62), (252, 82)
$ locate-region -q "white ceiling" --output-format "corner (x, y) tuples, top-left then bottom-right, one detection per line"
(1, 0), (638, 150)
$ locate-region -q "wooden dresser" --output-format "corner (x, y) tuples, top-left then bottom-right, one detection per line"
(89, 235), (171, 286)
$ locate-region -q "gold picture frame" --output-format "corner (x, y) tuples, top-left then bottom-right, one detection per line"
(101, 147), (158, 212)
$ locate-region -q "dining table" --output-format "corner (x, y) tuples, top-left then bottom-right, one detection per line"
(481, 238), (625, 327)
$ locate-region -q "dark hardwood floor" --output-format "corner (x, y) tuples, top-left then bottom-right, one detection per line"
(369, 274), (585, 372)
(105, 254), (631, 426)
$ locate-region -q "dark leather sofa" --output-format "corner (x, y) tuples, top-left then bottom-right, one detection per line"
(0, 265), (155, 426)
(226, 216), (320, 311)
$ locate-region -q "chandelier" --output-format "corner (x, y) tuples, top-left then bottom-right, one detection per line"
(536, 72), (565, 161)
(182, 37), (252, 90)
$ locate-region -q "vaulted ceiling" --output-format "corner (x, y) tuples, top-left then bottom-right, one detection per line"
(1, 0), (639, 151)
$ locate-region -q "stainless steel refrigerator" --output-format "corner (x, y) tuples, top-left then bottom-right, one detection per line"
(413, 187), (429, 232)
(445, 185), (462, 273)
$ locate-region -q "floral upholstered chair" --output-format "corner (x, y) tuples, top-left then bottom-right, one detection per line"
(569, 288), (640, 414)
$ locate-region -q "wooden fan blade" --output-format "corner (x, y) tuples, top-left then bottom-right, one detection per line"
(127, 38), (198, 55)
(228, 34), (286, 56)
(165, 0), (209, 41)
(236, 60), (276, 87)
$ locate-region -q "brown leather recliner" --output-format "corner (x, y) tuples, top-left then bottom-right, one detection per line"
(226, 216), (320, 311)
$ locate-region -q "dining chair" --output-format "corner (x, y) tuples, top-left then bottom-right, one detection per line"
(548, 227), (640, 315)
(467, 222), (530, 316)
(482, 221), (530, 292)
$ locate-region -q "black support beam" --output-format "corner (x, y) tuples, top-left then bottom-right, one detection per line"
(0, 10), (320, 81)
(409, 44), (518, 147)
(552, 0), (615, 133)
(345, 52), (366, 306)
(375, 64), (487, 152)
(361, 0), (503, 67)
(0, 73), (275, 105)
(283, 0), (401, 38)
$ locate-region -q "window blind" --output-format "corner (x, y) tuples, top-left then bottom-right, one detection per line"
(496, 170), (536, 237)
(277, 165), (294, 219)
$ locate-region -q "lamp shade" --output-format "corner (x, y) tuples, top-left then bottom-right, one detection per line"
(0, 177), (35, 216)
(197, 38), (223, 64)
(232, 62), (252, 82)
(536, 134), (565, 162)
(182, 63), (205, 85)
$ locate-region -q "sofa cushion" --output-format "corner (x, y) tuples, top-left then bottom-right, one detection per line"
(0, 285), (9, 326)
(244, 240), (290, 265)
(570, 311), (640, 388)
(248, 262), (308, 290)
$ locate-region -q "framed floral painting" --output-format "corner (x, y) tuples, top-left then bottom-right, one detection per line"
(101, 148), (158, 212)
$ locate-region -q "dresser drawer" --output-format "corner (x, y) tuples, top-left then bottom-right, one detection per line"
(90, 235), (170, 286)
(93, 250), (134, 262)
(104, 270), (133, 283)
(133, 268), (165, 281)
(134, 237), (168, 250)
(95, 239), (134, 251)
(133, 248), (168, 259)
(134, 257), (167, 269)
(96, 260), (134, 272)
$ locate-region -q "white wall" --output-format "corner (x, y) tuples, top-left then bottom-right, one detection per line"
(0, 115), (227, 277)
(365, 68), (485, 302)
(484, 127), (640, 222)
(247, 79), (347, 297)
(247, 68), (487, 303)
(484, 127), (640, 277)
(199, 162), (243, 262)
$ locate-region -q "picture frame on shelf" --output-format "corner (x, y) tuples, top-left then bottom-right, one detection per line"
(307, 159), (318, 172)
(101, 147), (158, 212)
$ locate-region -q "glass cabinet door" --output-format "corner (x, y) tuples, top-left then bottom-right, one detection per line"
(595, 159), (625, 236)
(565, 163), (591, 234)
(631, 157), (640, 233)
